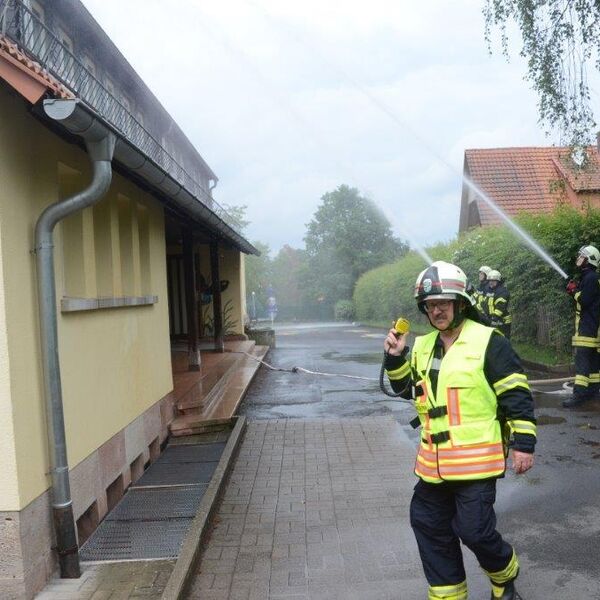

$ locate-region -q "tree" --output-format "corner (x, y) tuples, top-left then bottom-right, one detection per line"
(484, 1), (600, 145)
(270, 245), (309, 320)
(220, 203), (250, 233)
(245, 241), (272, 319)
(303, 185), (408, 315)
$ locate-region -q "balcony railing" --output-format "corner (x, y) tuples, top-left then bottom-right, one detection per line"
(0, 0), (240, 232)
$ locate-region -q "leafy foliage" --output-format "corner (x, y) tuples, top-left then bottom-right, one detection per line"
(484, 0), (600, 145)
(202, 299), (238, 336)
(245, 241), (272, 317)
(220, 203), (250, 233)
(334, 299), (355, 321)
(270, 245), (311, 320)
(355, 206), (600, 353)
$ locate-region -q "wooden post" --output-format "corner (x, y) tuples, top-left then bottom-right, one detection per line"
(210, 240), (224, 352)
(183, 229), (201, 370)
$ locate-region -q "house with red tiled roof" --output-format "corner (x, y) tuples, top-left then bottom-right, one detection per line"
(458, 146), (600, 232)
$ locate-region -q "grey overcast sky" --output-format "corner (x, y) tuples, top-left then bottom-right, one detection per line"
(81, 0), (550, 255)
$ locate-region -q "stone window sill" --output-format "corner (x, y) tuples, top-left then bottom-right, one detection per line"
(61, 295), (158, 312)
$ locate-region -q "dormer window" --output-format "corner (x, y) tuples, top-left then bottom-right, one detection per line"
(22, 1), (47, 61)
(55, 27), (75, 86)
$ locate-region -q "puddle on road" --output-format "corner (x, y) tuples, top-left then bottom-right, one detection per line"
(537, 414), (566, 425)
(322, 387), (380, 395)
(578, 437), (600, 447)
(271, 403), (322, 418)
(321, 351), (382, 364)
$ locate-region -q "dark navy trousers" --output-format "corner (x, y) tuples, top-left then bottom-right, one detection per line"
(410, 478), (514, 587)
(574, 346), (600, 400)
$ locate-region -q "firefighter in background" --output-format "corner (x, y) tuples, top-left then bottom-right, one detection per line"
(564, 245), (600, 408)
(486, 270), (512, 338)
(383, 261), (535, 600)
(473, 265), (492, 315)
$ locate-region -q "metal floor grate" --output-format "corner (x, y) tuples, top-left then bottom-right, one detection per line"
(156, 442), (227, 464)
(80, 519), (191, 561)
(106, 485), (207, 521)
(131, 461), (219, 487)
(80, 441), (227, 562)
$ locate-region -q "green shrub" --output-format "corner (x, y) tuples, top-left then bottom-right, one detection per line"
(334, 299), (355, 321)
(354, 206), (600, 354)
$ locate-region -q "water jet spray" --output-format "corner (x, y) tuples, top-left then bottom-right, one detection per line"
(247, 4), (569, 280)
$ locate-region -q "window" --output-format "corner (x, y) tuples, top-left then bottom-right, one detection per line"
(80, 56), (97, 102)
(104, 77), (118, 120)
(52, 27), (76, 87)
(83, 56), (96, 78)
(119, 95), (132, 135)
(21, 1), (48, 61)
(104, 77), (115, 96)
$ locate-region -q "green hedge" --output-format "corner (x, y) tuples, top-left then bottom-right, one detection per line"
(353, 207), (600, 353)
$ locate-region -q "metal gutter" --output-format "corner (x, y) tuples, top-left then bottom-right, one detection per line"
(44, 99), (259, 256)
(35, 101), (116, 578)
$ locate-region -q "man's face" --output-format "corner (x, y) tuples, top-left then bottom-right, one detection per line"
(424, 299), (455, 330)
(488, 280), (499, 290)
(478, 272), (486, 282)
(576, 255), (586, 268)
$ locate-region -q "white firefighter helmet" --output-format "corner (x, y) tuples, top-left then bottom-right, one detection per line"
(479, 265), (492, 276)
(414, 261), (474, 306)
(578, 245), (600, 267)
(487, 269), (502, 282)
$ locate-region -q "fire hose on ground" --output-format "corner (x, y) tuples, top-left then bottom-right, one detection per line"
(228, 350), (574, 398)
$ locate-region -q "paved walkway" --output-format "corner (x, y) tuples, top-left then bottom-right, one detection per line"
(186, 417), (429, 599)
(34, 560), (174, 599)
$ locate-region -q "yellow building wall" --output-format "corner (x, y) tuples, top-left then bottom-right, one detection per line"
(0, 200), (19, 510)
(0, 87), (173, 511)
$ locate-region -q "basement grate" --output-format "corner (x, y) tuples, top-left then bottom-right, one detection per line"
(105, 485), (207, 521)
(156, 442), (227, 463)
(131, 461), (219, 487)
(80, 440), (228, 562)
(80, 519), (191, 561)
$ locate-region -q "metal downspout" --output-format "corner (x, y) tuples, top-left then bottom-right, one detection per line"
(34, 111), (115, 577)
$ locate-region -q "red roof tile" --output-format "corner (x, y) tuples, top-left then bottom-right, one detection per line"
(0, 34), (74, 101)
(464, 146), (600, 226)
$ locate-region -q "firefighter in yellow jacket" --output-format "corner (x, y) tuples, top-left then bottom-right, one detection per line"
(383, 261), (536, 600)
(485, 270), (512, 338)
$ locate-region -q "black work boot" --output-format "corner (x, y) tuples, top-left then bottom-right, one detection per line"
(562, 394), (589, 408)
(490, 580), (516, 599)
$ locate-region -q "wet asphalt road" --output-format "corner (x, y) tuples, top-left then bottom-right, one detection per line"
(239, 322), (600, 599)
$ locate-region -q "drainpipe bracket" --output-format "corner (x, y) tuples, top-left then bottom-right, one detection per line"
(33, 240), (54, 254)
(85, 133), (116, 163)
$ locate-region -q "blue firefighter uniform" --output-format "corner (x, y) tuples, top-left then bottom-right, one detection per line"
(566, 266), (600, 406)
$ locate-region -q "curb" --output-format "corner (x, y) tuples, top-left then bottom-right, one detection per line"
(160, 415), (247, 600)
(521, 358), (574, 375)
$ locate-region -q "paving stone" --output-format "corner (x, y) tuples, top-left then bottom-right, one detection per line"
(184, 417), (429, 599)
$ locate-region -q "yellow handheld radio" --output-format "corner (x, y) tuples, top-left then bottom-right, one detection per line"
(393, 317), (410, 337)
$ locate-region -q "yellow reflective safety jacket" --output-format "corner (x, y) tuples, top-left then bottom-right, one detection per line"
(411, 319), (506, 484)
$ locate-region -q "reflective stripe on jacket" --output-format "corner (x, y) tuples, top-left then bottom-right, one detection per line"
(411, 319), (505, 483)
(486, 286), (511, 326)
